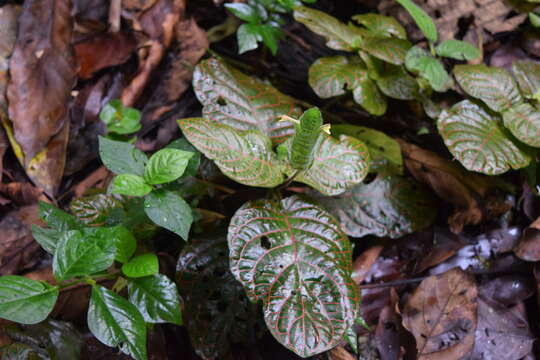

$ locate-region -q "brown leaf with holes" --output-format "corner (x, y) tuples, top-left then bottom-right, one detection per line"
(402, 267), (478, 360)
(515, 216), (540, 261)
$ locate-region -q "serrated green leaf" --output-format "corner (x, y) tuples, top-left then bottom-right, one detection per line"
(376, 66), (419, 100)
(144, 148), (194, 185)
(165, 138), (201, 178)
(128, 274), (181, 324)
(361, 37), (412, 65)
(331, 125), (403, 175)
(111, 174), (152, 197)
(308, 56), (368, 98)
(237, 23), (262, 54)
(122, 253), (159, 278)
(88, 285), (147, 360)
(503, 102), (540, 147)
(293, 6), (367, 51)
(438, 100), (530, 175)
(144, 189), (192, 240)
(0, 276), (58, 324)
(511, 60), (540, 99)
(352, 13), (407, 39)
(454, 64), (522, 112)
(99, 99), (141, 135)
(352, 76), (388, 115)
(98, 136), (148, 176)
(435, 39), (481, 60)
(178, 117), (284, 187)
(395, 0), (437, 42)
(52, 229), (117, 281)
(193, 58), (302, 144)
(312, 175), (437, 238)
(228, 196), (359, 357)
(406, 47), (451, 92)
(224, 3), (261, 22)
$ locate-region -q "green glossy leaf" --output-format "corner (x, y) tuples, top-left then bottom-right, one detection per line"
(228, 196), (359, 357)
(165, 138), (201, 178)
(438, 100), (531, 175)
(283, 133), (370, 195)
(70, 193), (124, 226)
(331, 125), (403, 175)
(293, 6), (367, 51)
(52, 229), (117, 281)
(128, 274), (181, 324)
(193, 58), (302, 144)
(376, 66), (419, 100)
(88, 285), (147, 360)
(100, 99), (141, 135)
(352, 76), (388, 115)
(511, 61), (540, 99)
(406, 47), (451, 92)
(352, 13), (407, 39)
(38, 201), (80, 231)
(237, 23), (261, 54)
(435, 39), (481, 60)
(395, 0), (437, 42)
(177, 233), (263, 359)
(258, 24), (282, 55)
(503, 102), (540, 147)
(98, 136), (148, 176)
(361, 37), (412, 65)
(312, 175), (437, 238)
(86, 225), (136, 264)
(111, 174), (152, 197)
(454, 64), (522, 112)
(122, 253), (159, 278)
(308, 56), (367, 98)
(31, 225), (59, 254)
(144, 148), (194, 185)
(144, 189), (192, 241)
(224, 3), (260, 22)
(179, 117), (284, 187)
(0, 276), (58, 324)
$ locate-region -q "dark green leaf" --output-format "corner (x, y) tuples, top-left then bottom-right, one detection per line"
(122, 253), (159, 278)
(128, 274), (181, 324)
(503, 102), (540, 147)
(361, 37), (412, 65)
(144, 189), (192, 240)
(376, 66), (419, 100)
(406, 47), (451, 92)
(435, 39), (481, 60)
(98, 136), (148, 176)
(352, 76), (388, 115)
(454, 64), (522, 112)
(511, 61), (540, 99)
(38, 201), (80, 231)
(144, 148), (194, 185)
(228, 196), (359, 357)
(111, 174), (152, 197)
(192, 58), (302, 144)
(395, 0), (437, 42)
(88, 285), (147, 360)
(352, 13), (407, 39)
(312, 175), (437, 238)
(99, 99), (141, 135)
(224, 3), (260, 23)
(83, 225), (136, 264)
(165, 138), (201, 178)
(308, 56), (368, 98)
(31, 225), (60, 254)
(258, 24), (282, 55)
(52, 229), (116, 281)
(0, 276), (58, 324)
(237, 23), (261, 54)
(437, 100), (530, 175)
(178, 117), (284, 187)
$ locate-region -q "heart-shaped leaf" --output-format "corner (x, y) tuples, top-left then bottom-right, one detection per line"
(351, 13), (406, 39)
(193, 58), (302, 144)
(438, 100), (530, 175)
(312, 175), (437, 238)
(283, 134), (370, 195)
(179, 117), (284, 187)
(435, 39), (481, 60)
(376, 66), (419, 100)
(503, 102), (540, 147)
(144, 148), (194, 185)
(228, 196), (359, 357)
(111, 174), (152, 197)
(0, 276), (58, 324)
(122, 253), (159, 278)
(294, 6), (367, 51)
(352, 77), (387, 115)
(454, 64), (522, 112)
(308, 56), (368, 98)
(88, 285), (147, 360)
(360, 37), (412, 65)
(511, 61), (540, 99)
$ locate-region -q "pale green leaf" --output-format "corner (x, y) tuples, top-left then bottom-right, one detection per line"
(511, 61), (540, 99)
(435, 39), (481, 60)
(503, 102), (540, 147)
(237, 23), (261, 54)
(308, 56), (368, 98)
(144, 148), (194, 185)
(352, 13), (407, 39)
(111, 174), (152, 197)
(352, 76), (388, 115)
(395, 0), (437, 42)
(406, 47), (451, 92)
(361, 37), (412, 65)
(122, 253), (159, 278)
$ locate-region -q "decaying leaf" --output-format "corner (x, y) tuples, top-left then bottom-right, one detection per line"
(403, 268), (478, 360)
(515, 216), (540, 261)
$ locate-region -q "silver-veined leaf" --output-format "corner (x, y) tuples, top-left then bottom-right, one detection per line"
(511, 61), (540, 99)
(435, 39), (481, 60)
(502, 102), (540, 147)
(308, 56), (367, 98)
(352, 76), (388, 115)
(360, 37), (412, 65)
(351, 13), (407, 39)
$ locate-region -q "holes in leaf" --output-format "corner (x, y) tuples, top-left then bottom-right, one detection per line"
(260, 236), (271, 250)
(217, 97), (227, 106)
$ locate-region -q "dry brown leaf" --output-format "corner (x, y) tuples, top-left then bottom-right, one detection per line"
(398, 140), (508, 233)
(352, 245), (384, 284)
(515, 216), (540, 261)
(0, 182), (45, 205)
(0, 127), (7, 177)
(328, 346), (356, 360)
(402, 268), (478, 360)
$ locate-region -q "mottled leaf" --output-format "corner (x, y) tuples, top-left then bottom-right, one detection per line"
(144, 189), (192, 241)
(376, 66), (419, 100)
(352, 13), (406, 39)
(502, 102), (540, 147)
(511, 60), (540, 99)
(308, 56), (367, 99)
(361, 37), (412, 65)
(435, 39), (481, 60)
(193, 58), (302, 144)
(228, 196), (359, 357)
(438, 100), (530, 175)
(313, 175), (436, 238)
(454, 64), (522, 112)
(69, 194), (124, 226)
(352, 77), (387, 115)
(178, 117), (284, 187)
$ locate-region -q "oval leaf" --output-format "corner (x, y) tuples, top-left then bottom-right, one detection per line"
(435, 39), (481, 60)
(0, 276), (58, 324)
(98, 136), (148, 176)
(352, 13), (407, 39)
(308, 56), (368, 98)
(128, 274), (181, 324)
(179, 117), (284, 187)
(438, 100), (530, 175)
(228, 196), (359, 357)
(88, 285), (147, 360)
(70, 194), (123, 226)
(406, 48), (451, 92)
(144, 189), (193, 241)
(122, 253), (159, 278)
(144, 148), (194, 185)
(361, 37), (412, 65)
(395, 0), (437, 42)
(376, 66), (419, 100)
(512, 60), (540, 99)
(503, 102), (540, 147)
(111, 174), (152, 197)
(352, 77), (388, 115)
(454, 64), (522, 112)
(193, 58), (302, 144)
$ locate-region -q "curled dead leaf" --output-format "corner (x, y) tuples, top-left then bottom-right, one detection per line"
(515, 216), (540, 261)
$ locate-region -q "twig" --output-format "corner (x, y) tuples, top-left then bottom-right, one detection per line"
(358, 277), (427, 289)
